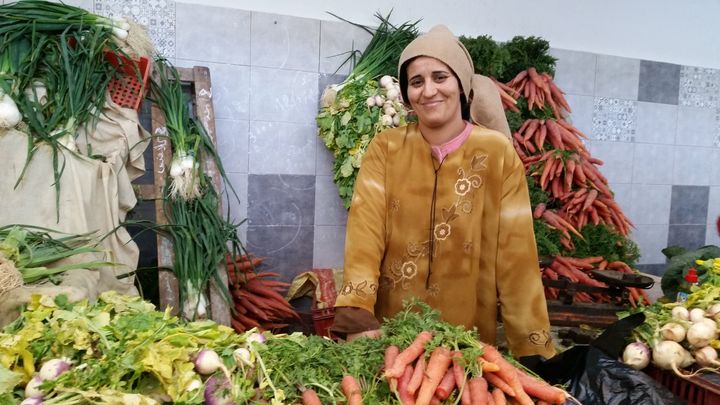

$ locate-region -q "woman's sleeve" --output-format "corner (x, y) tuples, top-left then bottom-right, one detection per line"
(495, 142), (556, 358)
(333, 134), (388, 315)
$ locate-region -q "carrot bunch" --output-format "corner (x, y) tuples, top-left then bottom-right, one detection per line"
(490, 77), (521, 113)
(378, 332), (567, 405)
(508, 67), (571, 119)
(226, 254), (299, 333)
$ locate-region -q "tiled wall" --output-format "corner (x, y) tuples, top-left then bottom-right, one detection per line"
(52, 0), (720, 278)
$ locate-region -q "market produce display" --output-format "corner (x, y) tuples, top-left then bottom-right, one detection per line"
(0, 294), (571, 404)
(622, 257), (720, 377)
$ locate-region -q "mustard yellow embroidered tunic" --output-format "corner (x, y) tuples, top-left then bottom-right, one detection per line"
(335, 123), (555, 358)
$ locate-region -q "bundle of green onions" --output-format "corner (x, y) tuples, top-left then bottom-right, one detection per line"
(151, 58), (245, 321)
(0, 225), (112, 295)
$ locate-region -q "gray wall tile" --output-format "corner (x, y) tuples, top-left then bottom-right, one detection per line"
(564, 94), (594, 137)
(248, 121), (317, 175)
(706, 223), (720, 247)
(676, 106), (717, 147)
(586, 141), (634, 184)
(708, 186), (720, 225)
(632, 144), (674, 184)
(670, 185), (709, 225)
(635, 102), (677, 145)
(549, 48), (596, 96)
(175, 59), (250, 120)
(638, 60), (680, 105)
(316, 137), (335, 176)
(314, 175), (348, 226)
(247, 174), (315, 226)
(216, 119), (249, 174)
(630, 184), (671, 225)
(313, 225), (346, 268)
(673, 146), (713, 186)
(176, 3), (250, 65)
(225, 172), (249, 242)
(251, 12), (320, 72)
(668, 224), (707, 251)
(592, 97), (637, 141)
(595, 55), (640, 100)
(247, 225), (314, 282)
(636, 264), (666, 277)
(632, 224), (669, 264)
(680, 66), (720, 109)
(320, 20), (372, 75)
(249, 67), (319, 124)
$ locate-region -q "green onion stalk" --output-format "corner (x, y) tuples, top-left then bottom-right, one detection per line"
(0, 224), (113, 292)
(151, 58), (245, 320)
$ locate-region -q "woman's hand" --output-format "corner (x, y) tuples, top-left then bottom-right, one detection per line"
(347, 329), (382, 342)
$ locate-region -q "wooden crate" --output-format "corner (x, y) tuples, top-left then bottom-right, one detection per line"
(135, 66), (230, 326)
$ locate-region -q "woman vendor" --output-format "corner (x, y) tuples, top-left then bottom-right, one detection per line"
(331, 25), (555, 359)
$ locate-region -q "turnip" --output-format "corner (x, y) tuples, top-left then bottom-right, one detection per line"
(694, 346), (720, 368)
(20, 398), (43, 405)
(622, 341), (650, 370)
(38, 358), (72, 381)
(379, 75), (393, 88)
(384, 106), (397, 117)
(653, 340), (694, 372)
(374, 95), (384, 106)
(707, 303), (720, 320)
(25, 376), (44, 398)
(0, 92), (22, 129)
(381, 114), (393, 127)
(686, 321), (717, 348)
(366, 97), (376, 108)
(246, 332), (266, 345)
(690, 308), (706, 323)
(386, 88), (399, 101)
(660, 322), (686, 342)
(233, 347), (252, 367)
(194, 349), (231, 381)
(204, 375), (234, 405)
(671, 306), (689, 321)
(392, 115), (400, 126)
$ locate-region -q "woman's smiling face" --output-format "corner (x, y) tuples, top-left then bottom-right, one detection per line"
(405, 56), (463, 130)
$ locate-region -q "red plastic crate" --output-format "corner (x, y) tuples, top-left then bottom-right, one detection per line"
(104, 51), (151, 111)
(646, 366), (720, 405)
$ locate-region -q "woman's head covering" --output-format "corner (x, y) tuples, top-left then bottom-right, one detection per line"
(397, 25), (474, 104)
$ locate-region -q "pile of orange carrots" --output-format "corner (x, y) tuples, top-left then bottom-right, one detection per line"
(226, 255), (299, 333)
(508, 67), (571, 119)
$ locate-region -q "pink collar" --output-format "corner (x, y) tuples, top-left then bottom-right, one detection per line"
(430, 121), (473, 162)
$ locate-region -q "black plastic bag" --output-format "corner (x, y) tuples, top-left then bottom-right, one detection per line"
(520, 313), (684, 405)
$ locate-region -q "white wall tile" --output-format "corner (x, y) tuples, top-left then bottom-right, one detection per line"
(635, 102), (677, 145)
(549, 48), (596, 96)
(216, 119), (249, 174)
(315, 175), (348, 226)
(313, 225), (346, 268)
(632, 144), (674, 184)
(673, 146), (713, 185)
(248, 121), (317, 175)
(631, 224), (669, 264)
(609, 182), (633, 223)
(564, 94), (594, 137)
(586, 141), (634, 184)
(713, 149), (720, 186)
(224, 172), (249, 241)
(676, 106), (717, 147)
(630, 184), (672, 225)
(175, 59), (250, 121)
(320, 19), (372, 75)
(176, 3), (250, 65)
(250, 67), (319, 124)
(595, 55), (640, 100)
(251, 12), (320, 72)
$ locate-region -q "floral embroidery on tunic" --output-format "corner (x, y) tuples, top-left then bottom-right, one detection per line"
(383, 154), (488, 292)
(528, 329), (552, 348)
(339, 280), (378, 297)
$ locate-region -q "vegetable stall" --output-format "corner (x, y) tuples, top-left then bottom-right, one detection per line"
(0, 1), (715, 404)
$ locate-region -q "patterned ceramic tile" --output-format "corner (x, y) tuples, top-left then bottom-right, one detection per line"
(679, 66), (720, 109)
(95, 0), (176, 58)
(592, 97), (637, 141)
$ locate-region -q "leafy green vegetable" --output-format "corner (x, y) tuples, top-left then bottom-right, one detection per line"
(459, 35), (510, 78)
(498, 36), (557, 83)
(568, 224), (640, 264)
(660, 245), (720, 299)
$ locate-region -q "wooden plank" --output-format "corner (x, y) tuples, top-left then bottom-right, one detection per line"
(150, 102), (179, 316)
(192, 65), (231, 327)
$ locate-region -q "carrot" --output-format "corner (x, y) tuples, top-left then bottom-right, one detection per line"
(483, 371), (516, 398)
(478, 358), (501, 373)
(385, 345), (400, 392)
(341, 375), (364, 405)
(533, 203), (546, 219)
(302, 389), (322, 405)
(536, 123), (547, 150)
(515, 369), (567, 405)
(509, 70), (528, 87)
(397, 365), (416, 405)
(415, 346), (452, 405)
(451, 352), (471, 405)
(468, 376), (490, 405)
(386, 331), (433, 378)
(488, 391), (496, 405)
(491, 388), (507, 405)
(434, 369), (455, 400)
(481, 345), (533, 405)
(407, 354), (426, 395)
